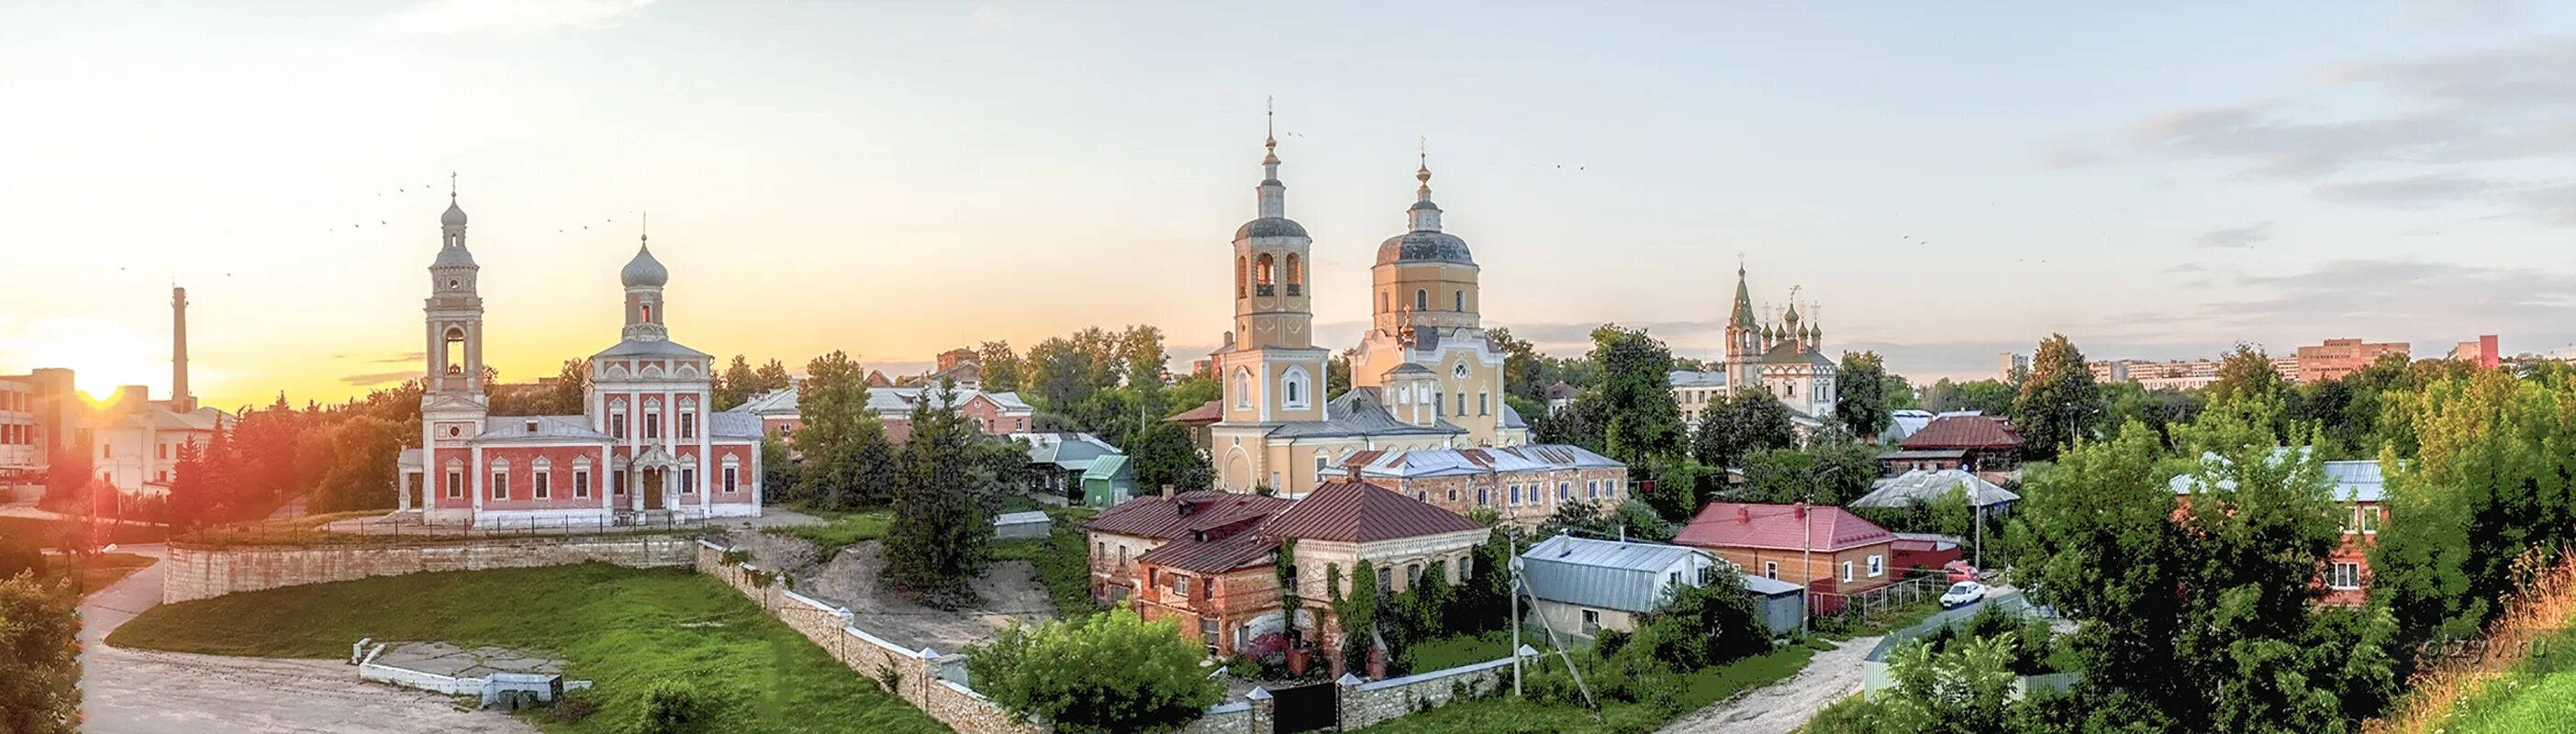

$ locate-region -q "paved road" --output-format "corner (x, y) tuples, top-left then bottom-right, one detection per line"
(78, 545), (534, 734)
(1653, 635), (1883, 734)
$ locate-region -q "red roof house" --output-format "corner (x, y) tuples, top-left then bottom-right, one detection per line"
(1894, 416), (2024, 473)
(1676, 502), (1900, 603)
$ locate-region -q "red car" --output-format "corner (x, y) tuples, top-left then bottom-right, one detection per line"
(1944, 561), (1982, 583)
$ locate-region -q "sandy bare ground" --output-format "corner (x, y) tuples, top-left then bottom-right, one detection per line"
(1652, 635), (1883, 734)
(735, 533), (1055, 654)
(78, 545), (534, 734)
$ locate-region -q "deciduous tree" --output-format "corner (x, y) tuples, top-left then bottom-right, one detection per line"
(1692, 390), (1796, 470)
(2011, 334), (2099, 461)
(1834, 350), (1896, 439)
(0, 573), (79, 733)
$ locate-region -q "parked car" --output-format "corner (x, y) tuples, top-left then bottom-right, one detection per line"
(1940, 581), (1989, 608)
(1944, 561), (1981, 583)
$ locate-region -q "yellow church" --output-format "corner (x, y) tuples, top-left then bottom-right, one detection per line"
(1207, 122), (1531, 497)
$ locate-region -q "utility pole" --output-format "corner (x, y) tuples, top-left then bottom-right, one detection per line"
(1510, 536), (1522, 696)
(1800, 499), (1812, 636)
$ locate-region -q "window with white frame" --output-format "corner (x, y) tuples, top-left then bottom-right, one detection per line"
(1580, 608), (1600, 635)
(574, 466), (592, 499)
(2329, 562), (2362, 590)
(1868, 554), (1884, 577)
(1281, 366), (1311, 409)
(1764, 562), (1779, 579)
(1234, 369), (1252, 409)
(2360, 505), (2381, 534)
(1478, 487), (1489, 506)
(1314, 454), (1331, 483)
(1841, 561), (1855, 582)
(1587, 480), (1599, 498)
(533, 459), (552, 499)
(723, 457), (740, 494)
(445, 460), (463, 498)
(611, 469), (627, 495)
(1559, 482), (1571, 501)
(1605, 479), (1620, 498)
(679, 410), (697, 439)
(681, 466), (697, 494)
(1172, 573), (1190, 596)
(490, 460), (510, 500)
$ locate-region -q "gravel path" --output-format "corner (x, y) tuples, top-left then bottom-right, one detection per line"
(1652, 636), (1882, 734)
(78, 545), (534, 734)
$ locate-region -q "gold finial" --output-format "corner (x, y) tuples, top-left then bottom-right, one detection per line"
(450, 171), (457, 200)
(641, 211), (649, 244)
(1265, 95), (1276, 150)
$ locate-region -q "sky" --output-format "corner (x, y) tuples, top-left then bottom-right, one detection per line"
(6, 0), (2576, 410)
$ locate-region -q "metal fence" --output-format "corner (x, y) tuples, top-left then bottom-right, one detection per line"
(1810, 575), (1944, 619)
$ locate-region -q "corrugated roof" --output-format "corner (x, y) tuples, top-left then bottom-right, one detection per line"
(477, 415), (611, 441)
(708, 411), (762, 439)
(1852, 470), (2020, 509)
(1521, 536), (1716, 614)
(1676, 502), (1894, 552)
(1264, 390), (1461, 439)
(1082, 454), (1132, 481)
(1165, 399), (1224, 425)
(1083, 492), (1292, 540)
(2167, 449), (2387, 503)
(1667, 370), (1729, 388)
(592, 338), (712, 360)
(1899, 416), (2023, 450)
(1348, 444), (1624, 480)
(1262, 482), (1484, 543)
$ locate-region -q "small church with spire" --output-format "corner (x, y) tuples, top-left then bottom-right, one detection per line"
(1673, 265), (1839, 433)
(396, 180), (764, 527)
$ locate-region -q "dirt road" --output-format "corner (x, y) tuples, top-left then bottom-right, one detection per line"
(78, 545), (534, 734)
(1653, 635), (1882, 734)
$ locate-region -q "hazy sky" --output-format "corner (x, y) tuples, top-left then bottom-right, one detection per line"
(7, 0), (2576, 409)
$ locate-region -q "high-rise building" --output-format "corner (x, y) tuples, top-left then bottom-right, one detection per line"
(2295, 339), (2409, 383)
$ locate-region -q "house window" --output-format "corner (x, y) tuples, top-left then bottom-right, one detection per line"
(1559, 482), (1571, 501)
(612, 470), (627, 495)
(1415, 288), (1428, 310)
(1478, 487), (1489, 506)
(1479, 392), (1489, 416)
(446, 471), (463, 498)
(679, 412), (697, 439)
(156, 470), (167, 483)
(574, 469), (591, 499)
(158, 443), (168, 460)
(1587, 480), (1599, 499)
(1433, 391), (1444, 417)
(724, 466), (739, 494)
(1118, 546), (1129, 567)
(681, 468), (697, 494)
(1454, 290), (1464, 312)
(1377, 567), (1392, 595)
(1868, 555), (1885, 577)
(2329, 562), (2362, 590)
(1580, 609), (1601, 635)
(645, 411), (662, 439)
(492, 471), (509, 500)
(1446, 487), (1458, 503)
(1456, 393), (1466, 416)
(1604, 480), (1620, 498)
(1173, 574), (1191, 596)
(611, 413), (628, 439)
(534, 470), (552, 499)
(1408, 563), (1423, 588)
(1841, 562), (1855, 583)
(1201, 617), (1220, 651)
(1234, 371), (1251, 409)
(2360, 506), (2381, 534)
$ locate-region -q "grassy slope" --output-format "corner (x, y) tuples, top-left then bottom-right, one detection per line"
(1353, 644), (1819, 734)
(2436, 628), (2576, 734)
(0, 516), (170, 545)
(109, 562), (950, 734)
(762, 508), (893, 557)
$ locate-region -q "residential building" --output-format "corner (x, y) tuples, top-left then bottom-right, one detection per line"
(89, 385), (231, 495)
(1014, 431), (1122, 502)
(1543, 380), (1579, 417)
(1, 368), (81, 484)
(1889, 415), (2023, 476)
(1086, 482), (1489, 676)
(1667, 267), (1837, 434)
(2169, 451), (2385, 606)
(1205, 121), (1541, 497)
(1676, 502), (1899, 614)
(1518, 535), (1721, 638)
(895, 348), (984, 389)
(1340, 444), (1627, 529)
(1850, 469), (2019, 517)
(1888, 533), (1963, 575)
(2448, 335), (2501, 369)
(1997, 352), (2029, 383)
(730, 384), (1035, 444)
(2296, 339), (2409, 383)
(1080, 454), (1138, 508)
(391, 190), (763, 526)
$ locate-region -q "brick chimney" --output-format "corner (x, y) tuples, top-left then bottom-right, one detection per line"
(170, 286), (195, 413)
(1161, 484), (1176, 500)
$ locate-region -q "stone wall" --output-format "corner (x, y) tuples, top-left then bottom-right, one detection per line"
(162, 534), (698, 604)
(1336, 651), (1533, 730)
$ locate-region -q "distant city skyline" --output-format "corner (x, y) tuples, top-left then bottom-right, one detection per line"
(9, 1), (2576, 408)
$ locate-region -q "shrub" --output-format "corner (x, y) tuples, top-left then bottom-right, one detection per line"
(633, 679), (727, 734)
(965, 605), (1223, 734)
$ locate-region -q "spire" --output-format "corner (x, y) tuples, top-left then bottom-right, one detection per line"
(1728, 257), (1756, 329)
(1255, 97), (1286, 219)
(1407, 137), (1444, 232)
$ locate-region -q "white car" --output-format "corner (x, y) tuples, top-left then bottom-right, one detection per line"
(1940, 581), (1989, 608)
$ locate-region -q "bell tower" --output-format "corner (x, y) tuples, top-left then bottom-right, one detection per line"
(1216, 104), (1329, 428)
(425, 173), (486, 397)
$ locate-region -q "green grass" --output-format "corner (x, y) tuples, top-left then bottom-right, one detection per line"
(1352, 644), (1819, 734)
(0, 516), (169, 546)
(762, 508), (893, 556)
(2433, 627), (2576, 734)
(989, 520), (1096, 617)
(109, 562), (951, 734)
(1402, 630), (1517, 673)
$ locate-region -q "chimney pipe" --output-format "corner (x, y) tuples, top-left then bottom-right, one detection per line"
(1161, 484), (1176, 500)
(171, 286), (194, 412)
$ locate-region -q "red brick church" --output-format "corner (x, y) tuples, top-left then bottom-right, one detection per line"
(396, 189), (764, 526)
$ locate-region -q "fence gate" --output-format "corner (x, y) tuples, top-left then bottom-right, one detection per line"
(1269, 680), (1337, 733)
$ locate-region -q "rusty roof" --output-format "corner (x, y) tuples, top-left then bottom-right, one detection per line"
(1262, 482), (1484, 543)
(1899, 416), (2024, 450)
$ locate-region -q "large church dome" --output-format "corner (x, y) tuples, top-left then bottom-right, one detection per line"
(1376, 230), (1473, 265)
(620, 244), (669, 287)
(1234, 217), (1309, 240)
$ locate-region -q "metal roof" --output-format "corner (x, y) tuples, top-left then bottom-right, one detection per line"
(1082, 454), (1132, 481)
(1677, 502), (1895, 552)
(1521, 536), (1716, 614)
(1012, 431), (1122, 470)
(1900, 415), (2023, 450)
(1348, 444), (1623, 479)
(592, 338), (711, 360)
(708, 411), (762, 439)
(1264, 390), (1461, 439)
(730, 384), (1032, 418)
(1852, 469), (2021, 509)
(1262, 482), (1484, 543)
(1667, 370), (1729, 388)
(2167, 449), (2387, 503)
(477, 415), (610, 441)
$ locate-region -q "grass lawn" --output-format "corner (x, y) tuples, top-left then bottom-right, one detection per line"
(1353, 643), (1819, 734)
(763, 507), (893, 557)
(109, 562), (951, 734)
(0, 516), (170, 546)
(2426, 627), (2576, 734)
(1401, 630), (1517, 673)
(988, 519), (1095, 617)
(72, 551), (156, 592)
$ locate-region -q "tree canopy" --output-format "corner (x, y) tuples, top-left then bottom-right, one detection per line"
(2012, 334), (2100, 461)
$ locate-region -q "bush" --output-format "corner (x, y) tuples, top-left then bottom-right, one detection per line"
(633, 679), (727, 734)
(966, 605), (1223, 734)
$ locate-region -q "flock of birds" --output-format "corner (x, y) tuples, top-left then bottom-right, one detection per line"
(327, 182), (625, 234)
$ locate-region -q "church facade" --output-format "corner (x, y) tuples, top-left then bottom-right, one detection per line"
(1670, 267), (1838, 432)
(396, 193), (764, 527)
(1207, 123), (1533, 497)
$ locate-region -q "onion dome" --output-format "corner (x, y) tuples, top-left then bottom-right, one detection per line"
(1376, 158), (1473, 265)
(440, 199), (468, 228)
(620, 242), (669, 287)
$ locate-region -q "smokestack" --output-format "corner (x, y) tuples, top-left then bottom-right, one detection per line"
(172, 286), (194, 412)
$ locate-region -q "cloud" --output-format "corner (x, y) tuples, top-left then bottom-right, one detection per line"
(2312, 173), (2505, 206)
(2199, 259), (2576, 344)
(374, 0), (656, 34)
(340, 371), (418, 387)
(2195, 221), (2274, 248)
(2119, 38), (2576, 179)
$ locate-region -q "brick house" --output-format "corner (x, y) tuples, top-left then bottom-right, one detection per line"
(2170, 452), (2386, 607)
(1675, 502), (1897, 615)
(1085, 482), (1489, 677)
(1340, 444), (1627, 529)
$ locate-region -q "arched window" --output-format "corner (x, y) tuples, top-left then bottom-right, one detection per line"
(442, 327), (465, 374)
(1454, 291), (1464, 312)
(1234, 369), (1252, 408)
(1255, 253), (1276, 295)
(1280, 366), (1311, 409)
(1314, 454), (1330, 483)
(1380, 292), (1389, 313)
(1415, 289), (1429, 310)
(1286, 253), (1301, 284)
(1236, 256), (1247, 297)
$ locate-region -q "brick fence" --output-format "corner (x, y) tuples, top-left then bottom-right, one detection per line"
(1336, 651), (1533, 730)
(162, 534), (697, 604)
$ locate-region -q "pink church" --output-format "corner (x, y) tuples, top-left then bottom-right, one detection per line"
(396, 192), (764, 527)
